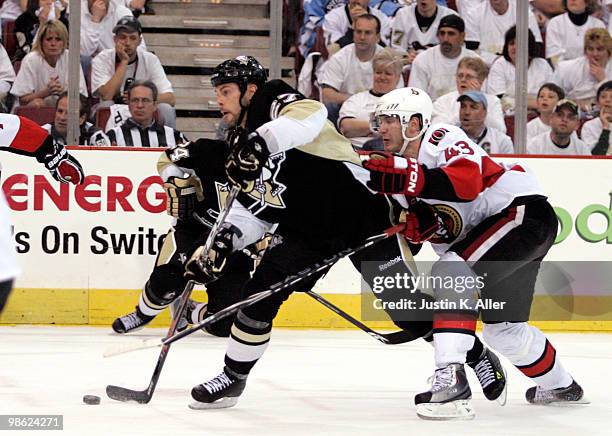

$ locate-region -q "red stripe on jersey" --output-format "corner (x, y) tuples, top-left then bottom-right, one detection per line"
(481, 156), (506, 189)
(10, 116), (50, 154)
(517, 340), (557, 378)
(433, 313), (477, 332)
(440, 158), (482, 200)
(460, 206), (517, 260)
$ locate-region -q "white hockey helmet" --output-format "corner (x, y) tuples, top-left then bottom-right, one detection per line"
(371, 87), (432, 153)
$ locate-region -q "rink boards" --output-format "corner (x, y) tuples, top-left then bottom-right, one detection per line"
(1, 148), (611, 330)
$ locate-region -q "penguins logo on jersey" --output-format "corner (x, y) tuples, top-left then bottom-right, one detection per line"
(244, 153), (288, 214)
(430, 204), (463, 244)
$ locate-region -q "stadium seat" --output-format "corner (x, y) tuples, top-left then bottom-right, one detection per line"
(14, 106), (55, 126)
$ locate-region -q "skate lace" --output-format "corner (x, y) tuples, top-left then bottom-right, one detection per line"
(204, 373), (233, 394)
(121, 312), (143, 331)
(431, 366), (454, 392)
(473, 357), (496, 389)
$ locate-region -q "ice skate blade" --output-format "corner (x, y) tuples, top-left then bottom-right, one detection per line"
(496, 368), (508, 406)
(188, 397), (239, 410)
(534, 397), (590, 407)
(416, 400), (475, 420)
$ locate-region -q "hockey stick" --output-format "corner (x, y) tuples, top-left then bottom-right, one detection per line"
(303, 290), (423, 345)
(105, 185), (241, 404)
(103, 223), (407, 361)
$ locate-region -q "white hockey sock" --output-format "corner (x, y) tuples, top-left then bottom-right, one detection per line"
(483, 322), (573, 390)
(138, 292), (165, 317)
(433, 332), (475, 368)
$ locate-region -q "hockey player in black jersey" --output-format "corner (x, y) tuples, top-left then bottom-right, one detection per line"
(182, 56), (506, 410)
(111, 138), (256, 337)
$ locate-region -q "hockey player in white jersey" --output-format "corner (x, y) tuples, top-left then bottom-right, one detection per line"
(1, 114), (84, 314)
(362, 87), (586, 419)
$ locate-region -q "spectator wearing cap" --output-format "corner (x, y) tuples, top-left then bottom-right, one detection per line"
(338, 47), (403, 149)
(43, 91), (110, 146)
(463, 0), (543, 66)
(580, 80), (612, 155)
(323, 0), (391, 54)
(458, 90), (514, 154)
(527, 99), (591, 155)
(390, 0), (457, 63)
(487, 25), (553, 113)
(408, 14), (481, 100)
(92, 16), (177, 128)
(11, 19), (88, 108)
(319, 14), (384, 125)
(552, 28), (612, 113)
(527, 82), (569, 139)
(431, 57), (506, 132)
(546, 0), (605, 66)
(80, 0), (134, 58)
(106, 80), (187, 147)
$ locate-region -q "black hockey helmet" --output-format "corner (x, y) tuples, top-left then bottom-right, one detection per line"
(210, 56), (267, 92)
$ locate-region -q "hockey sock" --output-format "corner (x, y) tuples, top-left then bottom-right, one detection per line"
(138, 284), (168, 317)
(224, 310), (272, 376)
(483, 322), (573, 390)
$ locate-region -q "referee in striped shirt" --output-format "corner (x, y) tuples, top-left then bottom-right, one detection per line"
(106, 80), (188, 147)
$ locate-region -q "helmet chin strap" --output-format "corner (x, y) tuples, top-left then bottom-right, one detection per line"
(399, 125), (426, 156)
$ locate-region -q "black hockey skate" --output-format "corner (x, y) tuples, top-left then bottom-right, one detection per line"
(468, 347), (507, 405)
(526, 380), (589, 405)
(189, 368), (247, 410)
(415, 363), (475, 420)
(112, 307), (154, 334)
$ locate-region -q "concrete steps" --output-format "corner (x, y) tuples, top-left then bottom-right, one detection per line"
(151, 0), (268, 17)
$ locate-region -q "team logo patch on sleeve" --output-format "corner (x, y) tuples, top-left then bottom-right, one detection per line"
(430, 204), (463, 244)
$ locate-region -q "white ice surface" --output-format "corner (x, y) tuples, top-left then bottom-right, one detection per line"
(1, 326), (611, 436)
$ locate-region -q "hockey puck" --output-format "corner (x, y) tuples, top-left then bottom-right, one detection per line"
(83, 395), (101, 405)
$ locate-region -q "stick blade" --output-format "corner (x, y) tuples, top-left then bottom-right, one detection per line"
(106, 385), (151, 404)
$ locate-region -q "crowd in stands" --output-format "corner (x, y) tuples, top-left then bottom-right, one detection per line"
(0, 0), (179, 147)
(1, 0), (611, 156)
(298, 0), (612, 155)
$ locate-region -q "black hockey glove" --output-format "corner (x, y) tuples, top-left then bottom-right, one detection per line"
(36, 137), (85, 185)
(225, 129), (270, 193)
(184, 223), (241, 284)
(164, 174), (204, 220)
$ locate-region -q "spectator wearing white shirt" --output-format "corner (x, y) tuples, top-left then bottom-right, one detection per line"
(464, 0), (543, 66)
(338, 47), (403, 149)
(458, 90), (514, 153)
(390, 0), (457, 65)
(11, 20), (88, 108)
(408, 14), (481, 100)
(488, 26), (553, 112)
(552, 28), (612, 112)
(0, 0), (27, 20)
(432, 56), (507, 132)
(0, 44), (16, 112)
(323, 0), (391, 53)
(581, 80), (612, 154)
(319, 14), (382, 124)
(527, 82), (567, 138)
(546, 0), (606, 65)
(80, 0), (133, 58)
(92, 16), (176, 128)
(527, 99), (592, 155)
